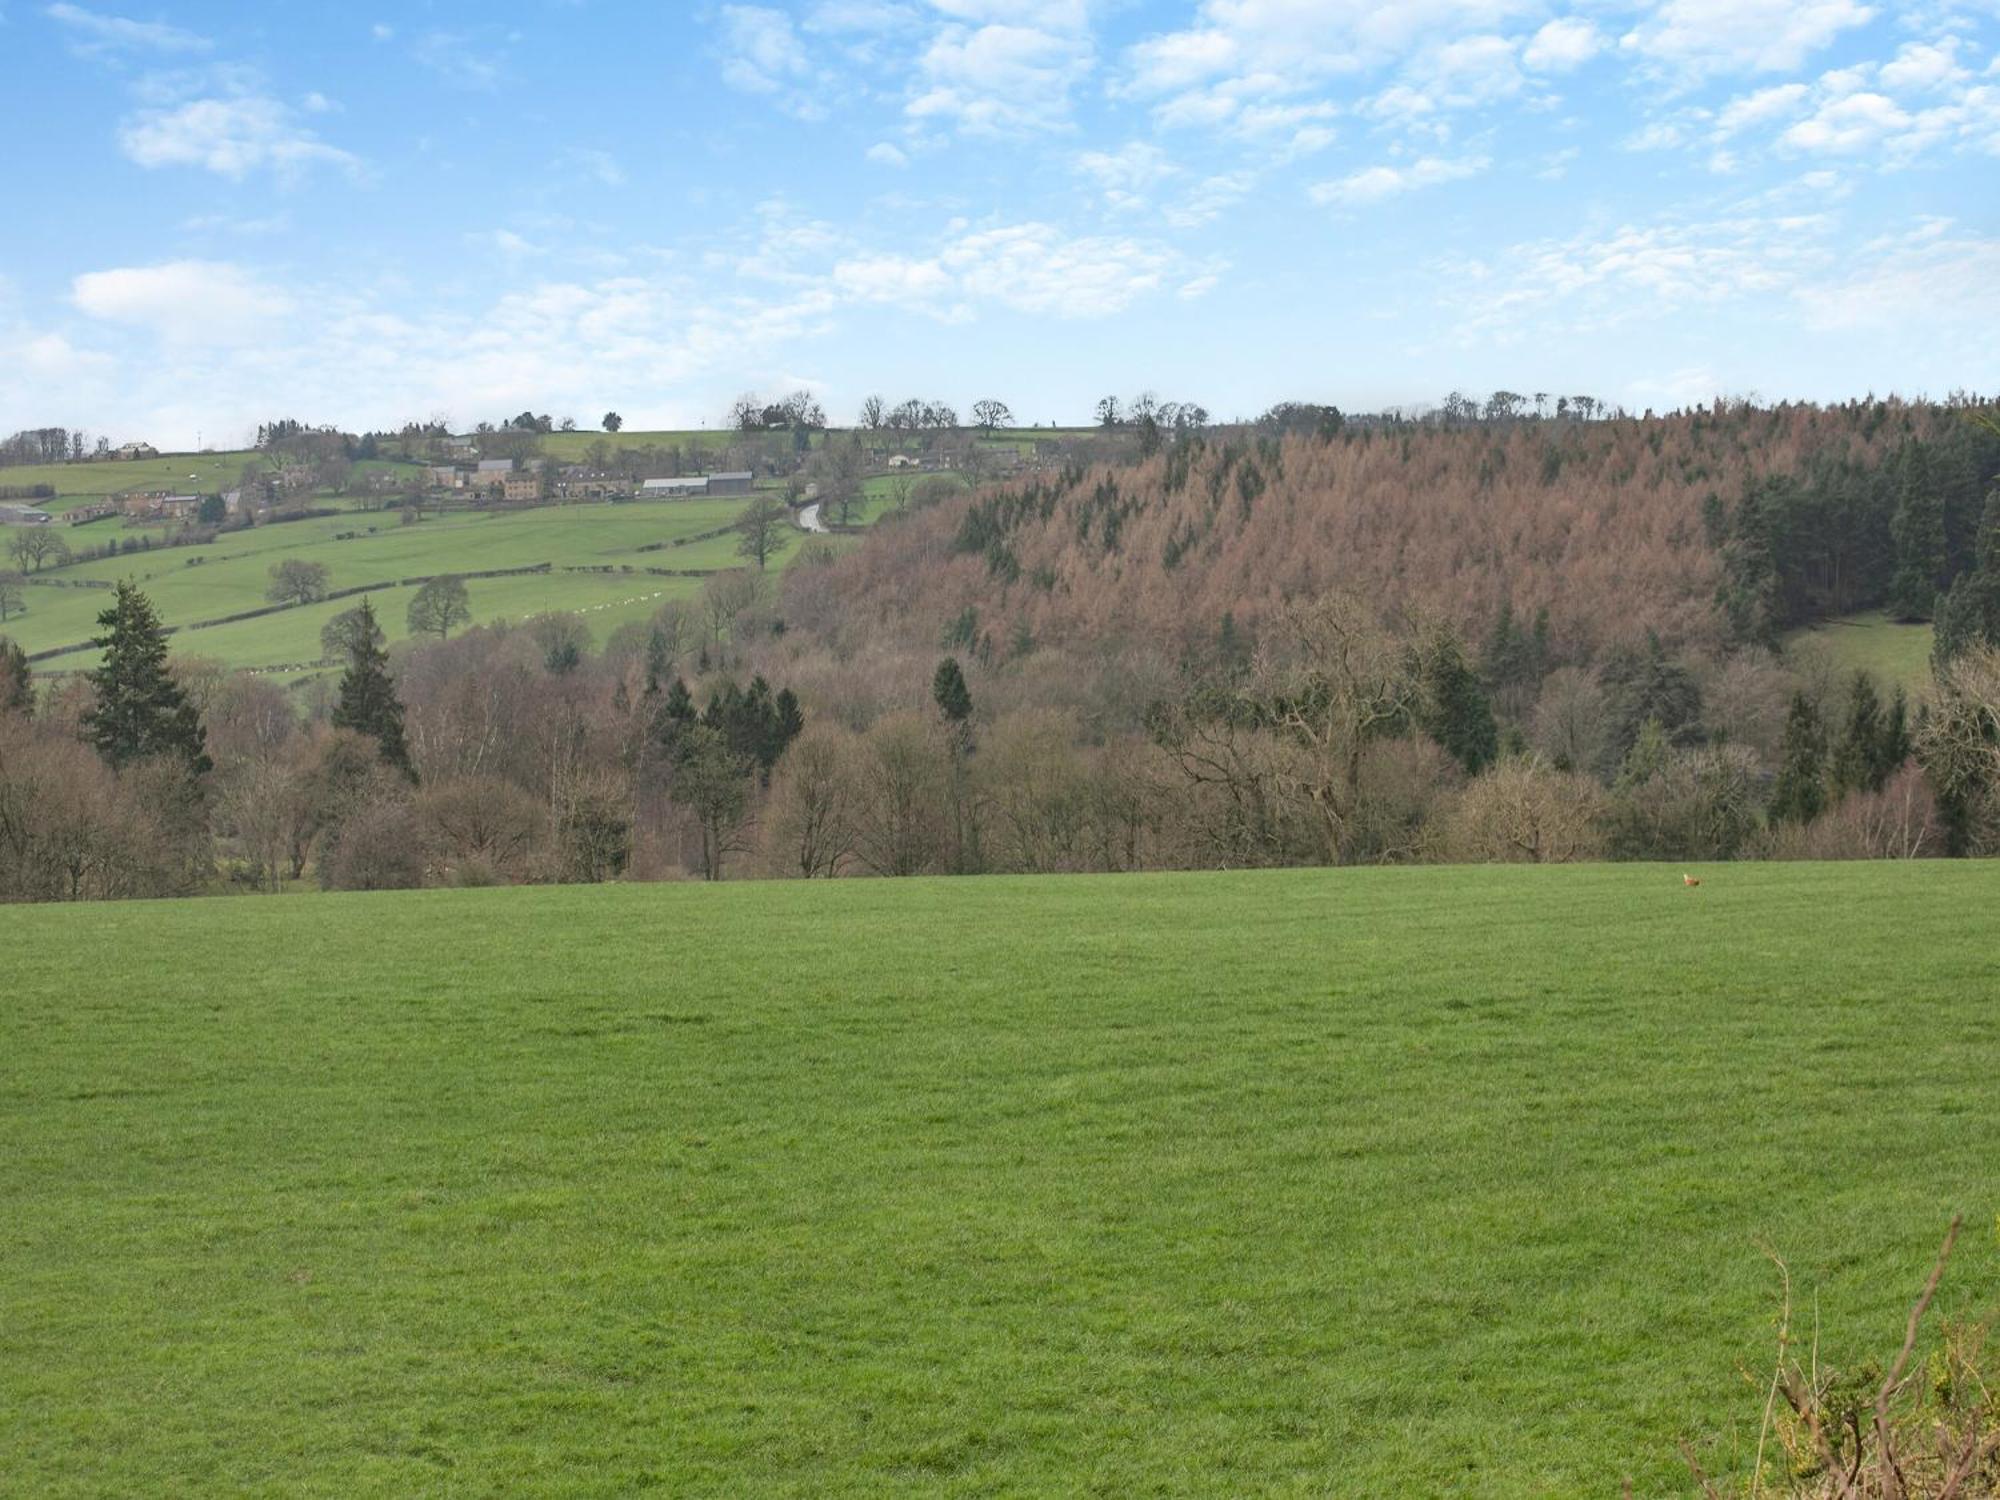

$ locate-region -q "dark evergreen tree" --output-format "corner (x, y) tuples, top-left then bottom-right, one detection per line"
(329, 599), (414, 780)
(1602, 632), (1704, 755)
(1416, 631), (1499, 774)
(1768, 692), (1827, 825)
(933, 656), (973, 725)
(1888, 444), (1947, 620)
(1828, 672), (1884, 796)
(82, 581), (210, 773)
(651, 676), (697, 760)
(1932, 574), (1982, 675)
(1936, 488), (2000, 671)
(774, 686), (804, 751)
(643, 627), (670, 698)
(1881, 685), (1912, 774)
(0, 636), (29, 716)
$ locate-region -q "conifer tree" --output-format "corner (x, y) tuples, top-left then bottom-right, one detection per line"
(1416, 631), (1498, 774)
(1769, 691), (1827, 825)
(1881, 685), (1912, 773)
(643, 627), (670, 698)
(0, 636), (29, 717)
(329, 598), (414, 779)
(82, 581), (210, 772)
(1828, 672), (1884, 796)
(652, 676), (697, 760)
(932, 656), (973, 726)
(1888, 445), (1947, 620)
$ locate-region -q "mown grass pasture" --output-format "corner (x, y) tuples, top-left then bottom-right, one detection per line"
(1789, 609), (1938, 697)
(0, 450), (379, 511)
(3, 862), (1995, 1496)
(5, 497), (777, 669)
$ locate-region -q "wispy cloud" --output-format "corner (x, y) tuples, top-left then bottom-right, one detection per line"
(118, 94), (361, 181)
(46, 2), (209, 57)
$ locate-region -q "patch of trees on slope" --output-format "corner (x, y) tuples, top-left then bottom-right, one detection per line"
(788, 399), (1999, 670)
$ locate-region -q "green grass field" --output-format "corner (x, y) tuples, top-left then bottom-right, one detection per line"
(4, 498), (780, 669)
(3, 450), (263, 510)
(1789, 610), (1936, 697)
(3, 862), (1995, 1496)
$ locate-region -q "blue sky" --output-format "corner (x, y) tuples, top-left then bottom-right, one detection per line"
(1, 0), (1997, 448)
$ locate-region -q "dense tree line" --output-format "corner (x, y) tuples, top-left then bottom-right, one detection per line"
(4, 398), (1999, 904)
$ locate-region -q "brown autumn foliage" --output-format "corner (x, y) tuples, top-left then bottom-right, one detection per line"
(785, 402), (1967, 674)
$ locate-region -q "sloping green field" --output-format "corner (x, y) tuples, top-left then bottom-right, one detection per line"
(3, 863), (1995, 1496)
(1, 450), (268, 508)
(1789, 610), (1937, 697)
(5, 498), (767, 668)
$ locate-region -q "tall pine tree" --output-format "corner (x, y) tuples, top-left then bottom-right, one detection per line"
(83, 581), (210, 772)
(329, 598), (414, 780)
(1768, 692), (1827, 825)
(1828, 672), (1884, 796)
(1416, 630), (1499, 774)
(932, 656), (973, 725)
(1888, 444), (1947, 621)
(0, 636), (29, 717)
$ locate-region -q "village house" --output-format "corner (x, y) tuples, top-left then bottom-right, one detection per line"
(501, 473), (542, 503)
(64, 502), (119, 526)
(426, 465), (467, 490)
(112, 441), (159, 461)
(707, 470), (754, 496)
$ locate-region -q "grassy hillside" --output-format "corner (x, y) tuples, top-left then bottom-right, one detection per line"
(4, 497), (780, 669)
(1, 450), (266, 510)
(1790, 609), (1937, 697)
(4, 862), (1995, 1496)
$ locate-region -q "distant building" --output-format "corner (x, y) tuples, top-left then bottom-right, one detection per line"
(0, 504), (52, 525)
(885, 453), (918, 469)
(65, 502), (119, 526)
(442, 435), (477, 456)
(158, 495), (202, 521)
(501, 473), (541, 503)
(112, 441), (159, 461)
(427, 465), (467, 490)
(476, 458), (515, 477)
(708, 470), (754, 496)
(641, 477), (709, 499)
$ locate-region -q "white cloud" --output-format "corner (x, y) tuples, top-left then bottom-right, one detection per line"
(1780, 90), (1921, 151)
(71, 261), (294, 344)
(829, 221), (1180, 318)
(1715, 82), (1812, 136)
(45, 2), (209, 55)
(411, 31), (507, 90)
(865, 140), (910, 167)
(1164, 170), (1256, 228)
(1522, 18), (1601, 72)
(565, 148), (626, 187)
(1446, 213), (1839, 339)
(117, 94), (360, 180)
(719, 5), (812, 92)
(1619, 0), (1876, 80)
(908, 21), (1093, 134)
(1120, 0), (1531, 136)
(1878, 38), (1969, 92)
(1074, 141), (1177, 211)
(1797, 219), (2000, 329)
(1309, 153), (1488, 206)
